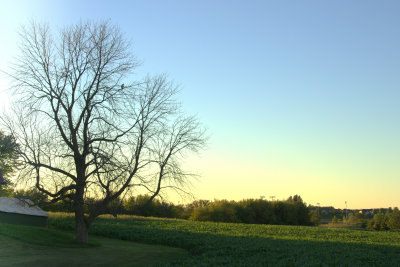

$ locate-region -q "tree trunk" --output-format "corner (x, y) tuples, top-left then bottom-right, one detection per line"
(74, 183), (88, 243)
(75, 204), (89, 243)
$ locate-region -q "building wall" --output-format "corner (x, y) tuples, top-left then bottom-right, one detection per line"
(0, 212), (47, 227)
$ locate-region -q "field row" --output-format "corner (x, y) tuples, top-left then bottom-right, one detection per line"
(49, 213), (400, 266)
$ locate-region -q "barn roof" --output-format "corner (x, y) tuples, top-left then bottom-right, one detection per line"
(0, 197), (48, 217)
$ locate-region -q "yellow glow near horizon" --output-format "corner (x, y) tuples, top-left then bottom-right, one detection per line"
(181, 144), (400, 210)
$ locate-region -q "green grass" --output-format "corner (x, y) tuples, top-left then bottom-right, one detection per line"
(0, 222), (100, 248)
(0, 222), (188, 266)
(48, 213), (400, 266)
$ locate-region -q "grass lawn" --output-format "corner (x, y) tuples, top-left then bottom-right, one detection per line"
(0, 223), (188, 266)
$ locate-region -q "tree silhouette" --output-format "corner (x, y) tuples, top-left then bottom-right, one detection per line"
(3, 21), (206, 243)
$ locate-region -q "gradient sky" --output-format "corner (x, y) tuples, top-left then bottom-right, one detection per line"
(0, 0), (399, 209)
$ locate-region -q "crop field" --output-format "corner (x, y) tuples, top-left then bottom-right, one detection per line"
(49, 213), (400, 266)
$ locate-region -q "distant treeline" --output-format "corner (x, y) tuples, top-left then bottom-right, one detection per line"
(327, 208), (400, 231)
(308, 205), (400, 230)
(308, 206), (399, 220)
(11, 189), (315, 226)
(10, 189), (400, 230)
(124, 194), (315, 226)
(186, 195), (314, 226)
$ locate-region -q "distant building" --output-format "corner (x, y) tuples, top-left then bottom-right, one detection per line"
(0, 197), (48, 227)
(361, 209), (373, 215)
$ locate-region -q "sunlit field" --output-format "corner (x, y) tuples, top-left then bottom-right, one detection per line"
(49, 213), (400, 266)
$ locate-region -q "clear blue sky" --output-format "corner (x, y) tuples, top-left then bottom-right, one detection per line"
(1, 0), (399, 208)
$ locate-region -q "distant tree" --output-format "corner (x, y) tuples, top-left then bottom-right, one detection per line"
(367, 212), (388, 230)
(124, 195), (156, 216)
(3, 21), (206, 243)
(331, 215), (339, 224)
(13, 188), (48, 204)
(286, 195), (311, 225)
(188, 199), (211, 209)
(346, 212), (367, 228)
(287, 195), (303, 203)
(236, 199), (276, 224)
(190, 200), (238, 223)
(386, 208), (400, 230)
(309, 210), (321, 226)
(0, 130), (19, 196)
(123, 194), (178, 218)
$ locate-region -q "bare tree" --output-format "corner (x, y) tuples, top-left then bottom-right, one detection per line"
(2, 21), (206, 243)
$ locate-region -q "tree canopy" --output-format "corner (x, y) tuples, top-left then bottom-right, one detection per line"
(3, 21), (206, 243)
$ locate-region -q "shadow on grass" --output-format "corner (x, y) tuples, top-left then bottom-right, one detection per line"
(87, 221), (400, 266)
(0, 222), (100, 247)
(0, 223), (188, 267)
(47, 215), (400, 266)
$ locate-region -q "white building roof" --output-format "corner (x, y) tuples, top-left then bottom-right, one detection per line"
(0, 197), (48, 217)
